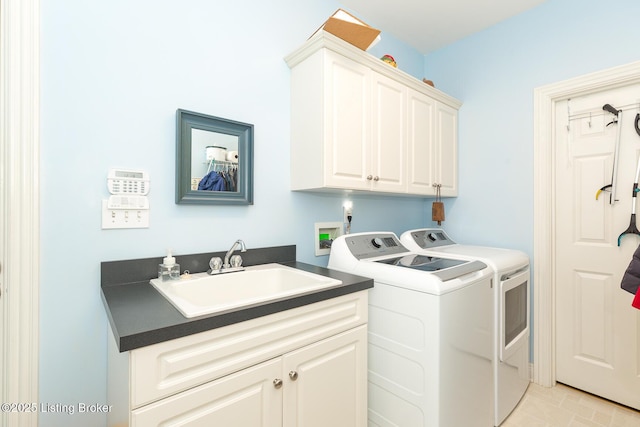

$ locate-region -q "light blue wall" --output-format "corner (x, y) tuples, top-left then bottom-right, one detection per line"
(422, 0), (640, 363)
(424, 0), (640, 254)
(39, 1), (426, 426)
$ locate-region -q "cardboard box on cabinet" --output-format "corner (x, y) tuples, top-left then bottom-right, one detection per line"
(310, 9), (381, 51)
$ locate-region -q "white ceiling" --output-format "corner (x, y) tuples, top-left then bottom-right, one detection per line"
(340, 0), (549, 54)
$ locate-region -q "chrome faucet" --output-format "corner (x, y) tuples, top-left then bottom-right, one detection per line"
(223, 239), (247, 268)
(208, 239), (247, 275)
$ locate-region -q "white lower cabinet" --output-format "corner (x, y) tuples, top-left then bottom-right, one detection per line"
(108, 291), (368, 427)
(130, 326), (367, 427)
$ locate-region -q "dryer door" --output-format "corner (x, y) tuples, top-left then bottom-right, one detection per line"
(500, 268), (530, 361)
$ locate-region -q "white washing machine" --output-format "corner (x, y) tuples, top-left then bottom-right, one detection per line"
(400, 228), (530, 426)
(328, 232), (495, 427)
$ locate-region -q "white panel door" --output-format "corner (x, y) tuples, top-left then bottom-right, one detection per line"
(324, 51), (371, 190)
(555, 86), (640, 410)
(370, 72), (407, 193)
(283, 326), (367, 427)
(131, 358), (282, 426)
(434, 102), (458, 195)
(407, 88), (436, 195)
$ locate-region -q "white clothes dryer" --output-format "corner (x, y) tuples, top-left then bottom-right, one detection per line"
(400, 228), (530, 426)
(329, 232), (495, 427)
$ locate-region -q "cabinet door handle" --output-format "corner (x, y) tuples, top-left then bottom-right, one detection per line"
(373, 176), (379, 181)
(289, 370), (298, 381)
(366, 175), (373, 180)
(273, 378), (283, 389)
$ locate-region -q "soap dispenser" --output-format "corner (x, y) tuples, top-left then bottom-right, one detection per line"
(158, 250), (180, 281)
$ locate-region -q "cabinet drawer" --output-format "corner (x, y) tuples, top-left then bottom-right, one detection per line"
(130, 291), (367, 407)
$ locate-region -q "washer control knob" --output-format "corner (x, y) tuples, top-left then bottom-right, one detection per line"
(371, 237), (384, 248)
(427, 232), (438, 242)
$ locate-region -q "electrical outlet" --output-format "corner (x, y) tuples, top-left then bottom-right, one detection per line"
(343, 201), (353, 234)
(343, 202), (353, 224)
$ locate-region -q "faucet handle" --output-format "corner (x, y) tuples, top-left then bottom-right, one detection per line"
(209, 257), (223, 271)
(230, 255), (243, 268)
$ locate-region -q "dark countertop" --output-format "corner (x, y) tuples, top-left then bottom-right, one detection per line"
(101, 246), (373, 352)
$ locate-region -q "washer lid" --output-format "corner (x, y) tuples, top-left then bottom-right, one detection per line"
(374, 254), (487, 281)
(375, 254), (466, 271)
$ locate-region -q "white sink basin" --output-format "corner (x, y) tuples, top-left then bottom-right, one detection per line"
(150, 263), (343, 318)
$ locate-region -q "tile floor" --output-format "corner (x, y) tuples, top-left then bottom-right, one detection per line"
(502, 383), (640, 426)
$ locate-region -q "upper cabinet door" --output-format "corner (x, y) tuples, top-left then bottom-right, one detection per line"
(370, 72), (407, 193)
(407, 88), (436, 195)
(435, 102), (458, 196)
(324, 51), (371, 190)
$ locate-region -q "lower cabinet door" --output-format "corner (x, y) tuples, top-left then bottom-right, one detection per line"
(131, 358), (282, 427)
(282, 325), (367, 427)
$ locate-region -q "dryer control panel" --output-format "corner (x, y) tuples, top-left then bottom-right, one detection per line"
(409, 228), (456, 249)
(342, 233), (409, 260)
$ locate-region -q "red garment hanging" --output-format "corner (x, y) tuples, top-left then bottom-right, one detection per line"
(633, 287), (640, 310)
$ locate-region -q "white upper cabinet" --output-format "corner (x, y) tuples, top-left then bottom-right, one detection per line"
(370, 72), (408, 193)
(406, 88), (435, 195)
(434, 102), (458, 196)
(286, 31), (461, 197)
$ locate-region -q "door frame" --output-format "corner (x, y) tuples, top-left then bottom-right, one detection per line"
(1, 0), (40, 425)
(533, 60), (640, 387)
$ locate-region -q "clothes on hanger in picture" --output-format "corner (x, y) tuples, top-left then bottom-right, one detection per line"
(197, 163), (238, 192)
(198, 170), (227, 191)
